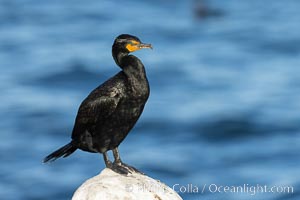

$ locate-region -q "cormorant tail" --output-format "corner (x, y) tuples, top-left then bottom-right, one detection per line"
(43, 142), (77, 163)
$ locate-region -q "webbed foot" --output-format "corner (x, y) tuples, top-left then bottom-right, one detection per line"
(111, 161), (143, 175)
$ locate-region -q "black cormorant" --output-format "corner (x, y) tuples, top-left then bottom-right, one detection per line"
(44, 34), (152, 173)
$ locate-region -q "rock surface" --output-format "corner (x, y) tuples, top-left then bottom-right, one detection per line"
(72, 168), (183, 200)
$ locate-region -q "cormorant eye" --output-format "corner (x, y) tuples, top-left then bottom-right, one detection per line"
(129, 40), (140, 46)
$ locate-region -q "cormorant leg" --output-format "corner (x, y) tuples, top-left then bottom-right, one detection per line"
(103, 152), (112, 168)
(111, 147), (143, 175)
(112, 147), (122, 165)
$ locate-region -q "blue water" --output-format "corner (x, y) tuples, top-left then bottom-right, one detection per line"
(1, 0), (300, 199)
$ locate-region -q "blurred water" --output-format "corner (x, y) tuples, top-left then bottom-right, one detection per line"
(1, 0), (300, 199)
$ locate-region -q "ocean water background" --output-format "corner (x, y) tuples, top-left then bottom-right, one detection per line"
(1, 0), (300, 199)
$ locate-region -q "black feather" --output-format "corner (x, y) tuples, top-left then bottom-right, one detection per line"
(43, 143), (77, 163)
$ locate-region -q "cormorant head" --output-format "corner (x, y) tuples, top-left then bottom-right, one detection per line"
(112, 34), (152, 66)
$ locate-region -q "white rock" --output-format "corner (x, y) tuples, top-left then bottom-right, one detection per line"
(72, 168), (183, 200)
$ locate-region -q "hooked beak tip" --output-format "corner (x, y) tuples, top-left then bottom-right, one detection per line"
(139, 43), (153, 50)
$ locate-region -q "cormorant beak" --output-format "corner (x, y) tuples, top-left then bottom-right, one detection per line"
(138, 43), (153, 50)
(126, 41), (153, 52)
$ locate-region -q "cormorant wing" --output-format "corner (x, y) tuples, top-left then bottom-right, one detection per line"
(71, 80), (123, 141)
(75, 87), (121, 125)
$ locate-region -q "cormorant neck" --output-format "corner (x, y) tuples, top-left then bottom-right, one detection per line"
(122, 55), (147, 80)
(113, 51), (146, 78)
(113, 51), (128, 67)
(113, 50), (149, 96)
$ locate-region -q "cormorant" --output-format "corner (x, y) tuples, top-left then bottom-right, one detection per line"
(44, 34), (152, 174)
